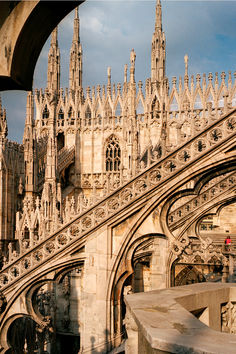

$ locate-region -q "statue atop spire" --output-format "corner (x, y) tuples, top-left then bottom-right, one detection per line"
(69, 7), (83, 92)
(47, 27), (60, 93)
(151, 0), (166, 84)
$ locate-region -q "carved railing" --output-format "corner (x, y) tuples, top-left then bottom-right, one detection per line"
(169, 172), (236, 230)
(57, 146), (75, 172)
(1, 108), (236, 291)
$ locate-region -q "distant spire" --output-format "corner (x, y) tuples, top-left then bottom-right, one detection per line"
(69, 7), (83, 91)
(51, 26), (58, 46)
(73, 7), (80, 43)
(47, 27), (60, 93)
(25, 91), (34, 126)
(23, 91), (35, 196)
(151, 0), (166, 83)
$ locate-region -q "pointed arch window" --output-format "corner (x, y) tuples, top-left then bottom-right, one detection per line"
(137, 99), (144, 122)
(105, 102), (112, 119)
(170, 96), (178, 111)
(58, 108), (64, 120)
(115, 102), (122, 117)
(105, 135), (121, 172)
(218, 93), (224, 108)
(95, 103), (102, 125)
(85, 105), (92, 126)
(115, 102), (122, 125)
(43, 105), (49, 119)
(194, 93), (203, 109)
(206, 93), (215, 109)
(68, 106), (73, 118)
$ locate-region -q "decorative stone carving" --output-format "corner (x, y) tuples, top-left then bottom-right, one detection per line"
(222, 302), (236, 334)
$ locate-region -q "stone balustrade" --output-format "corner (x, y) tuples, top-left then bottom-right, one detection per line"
(124, 283), (236, 354)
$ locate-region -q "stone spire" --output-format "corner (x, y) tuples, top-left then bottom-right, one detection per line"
(0, 95), (7, 138)
(151, 0), (166, 84)
(41, 93), (62, 231)
(69, 7), (83, 91)
(23, 91), (36, 196)
(47, 27), (60, 93)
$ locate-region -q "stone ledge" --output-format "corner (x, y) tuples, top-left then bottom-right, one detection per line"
(125, 283), (236, 354)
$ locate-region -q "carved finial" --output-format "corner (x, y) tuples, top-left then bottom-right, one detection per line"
(184, 54), (188, 77)
(97, 85), (101, 96)
(208, 72), (213, 82)
(86, 86), (90, 98)
(196, 74), (201, 84)
(221, 71), (226, 82)
(117, 83), (121, 93)
(138, 80), (143, 90)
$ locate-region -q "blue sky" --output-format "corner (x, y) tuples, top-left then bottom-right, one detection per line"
(1, 0), (236, 142)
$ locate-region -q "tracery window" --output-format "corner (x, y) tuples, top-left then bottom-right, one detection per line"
(85, 105), (92, 126)
(105, 135), (121, 172)
(58, 108), (64, 120)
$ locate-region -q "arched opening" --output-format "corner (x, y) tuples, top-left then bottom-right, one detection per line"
(24, 226), (29, 240)
(57, 132), (65, 151)
(7, 317), (37, 354)
(42, 105), (49, 119)
(58, 108), (64, 120)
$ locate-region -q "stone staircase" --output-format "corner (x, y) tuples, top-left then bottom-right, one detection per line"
(57, 146), (75, 172)
(0, 107), (236, 294)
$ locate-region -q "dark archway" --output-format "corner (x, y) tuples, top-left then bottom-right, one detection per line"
(0, 1), (85, 91)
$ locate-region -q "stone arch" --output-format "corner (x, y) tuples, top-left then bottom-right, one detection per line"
(0, 259), (84, 353)
(105, 191), (170, 341)
(0, 1), (82, 91)
(163, 163), (236, 281)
